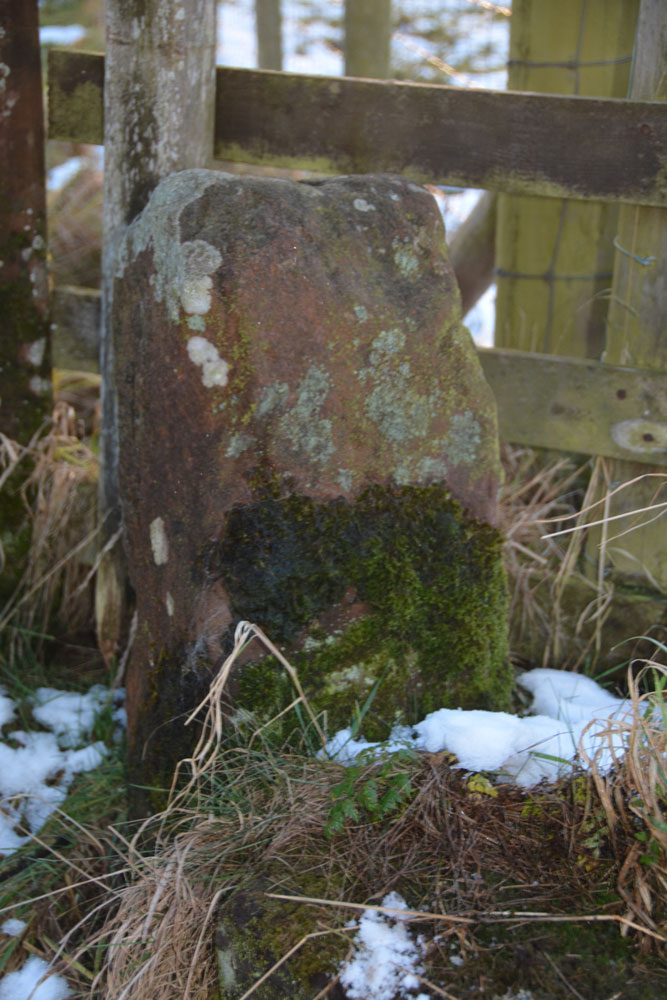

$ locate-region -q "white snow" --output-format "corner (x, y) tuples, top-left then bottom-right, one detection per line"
(339, 893), (427, 1000)
(31, 684), (111, 748)
(0, 956), (71, 1000)
(1, 918), (26, 937)
(0, 685), (124, 856)
(323, 669), (640, 788)
(0, 687), (15, 728)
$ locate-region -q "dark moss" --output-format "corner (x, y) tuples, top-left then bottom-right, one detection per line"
(212, 481), (510, 741)
(128, 644), (213, 816)
(216, 876), (348, 1000)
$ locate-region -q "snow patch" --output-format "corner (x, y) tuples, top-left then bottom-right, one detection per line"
(323, 669), (640, 788)
(0, 955), (71, 1000)
(339, 893), (426, 1000)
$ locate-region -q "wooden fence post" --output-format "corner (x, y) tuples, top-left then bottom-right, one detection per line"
(0, 0), (52, 601)
(97, 0), (217, 665)
(256, 0), (283, 71)
(344, 0), (392, 79)
(587, 0), (667, 597)
(495, 0), (639, 358)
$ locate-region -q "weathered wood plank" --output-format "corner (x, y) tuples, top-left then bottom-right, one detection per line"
(214, 69), (667, 206)
(47, 51), (667, 206)
(478, 348), (667, 467)
(48, 48), (104, 145)
(52, 285), (101, 371)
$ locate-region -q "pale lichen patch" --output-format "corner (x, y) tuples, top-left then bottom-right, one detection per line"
(257, 382), (289, 418)
(392, 236), (420, 279)
(150, 517), (169, 566)
(165, 592), (175, 616)
(279, 365), (334, 466)
(442, 411), (482, 466)
(353, 198), (375, 212)
(226, 431), (255, 458)
(187, 314), (206, 332)
(187, 336), (229, 388)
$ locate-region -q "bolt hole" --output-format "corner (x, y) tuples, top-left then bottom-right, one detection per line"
(642, 433), (654, 442)
(616, 389), (626, 399)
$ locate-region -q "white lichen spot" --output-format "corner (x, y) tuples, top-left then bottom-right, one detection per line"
(28, 376), (51, 395)
(150, 518), (169, 566)
(353, 305), (368, 323)
(392, 236), (419, 279)
(257, 382), (289, 417)
(443, 411), (482, 465)
(175, 6), (185, 19)
(26, 338), (46, 366)
(32, 234), (44, 251)
(187, 336), (229, 388)
(225, 432), (255, 458)
(611, 419), (667, 454)
(279, 365), (334, 466)
(165, 592), (175, 616)
(416, 456), (447, 480)
(389, 192), (401, 201)
(370, 328), (406, 361)
(179, 241), (221, 314)
(353, 198), (375, 212)
(336, 468), (354, 492)
(187, 314), (206, 331)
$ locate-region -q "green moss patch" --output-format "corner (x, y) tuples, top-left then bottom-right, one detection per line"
(213, 481), (510, 740)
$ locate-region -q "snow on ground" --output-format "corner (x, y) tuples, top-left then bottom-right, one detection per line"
(322, 669), (638, 787)
(339, 892), (429, 1000)
(0, 685), (124, 856)
(0, 682), (123, 997)
(0, 955), (71, 1000)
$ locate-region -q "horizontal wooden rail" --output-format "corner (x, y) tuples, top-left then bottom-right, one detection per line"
(52, 286), (667, 466)
(48, 50), (667, 206)
(478, 349), (667, 466)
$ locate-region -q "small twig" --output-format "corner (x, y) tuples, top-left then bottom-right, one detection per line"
(264, 893), (667, 943)
(539, 947), (586, 1000)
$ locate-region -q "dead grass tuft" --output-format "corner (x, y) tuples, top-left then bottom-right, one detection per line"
(90, 628), (666, 999)
(0, 383), (101, 662)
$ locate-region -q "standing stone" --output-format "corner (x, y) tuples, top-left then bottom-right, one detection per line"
(114, 170), (509, 803)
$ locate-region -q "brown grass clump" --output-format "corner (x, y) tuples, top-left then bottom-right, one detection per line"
(585, 661), (667, 949)
(0, 395), (100, 660)
(89, 628), (666, 1000)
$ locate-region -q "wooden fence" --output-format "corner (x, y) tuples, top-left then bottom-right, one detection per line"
(47, 48), (667, 468)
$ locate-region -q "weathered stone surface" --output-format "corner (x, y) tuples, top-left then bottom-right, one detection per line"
(114, 169), (509, 802)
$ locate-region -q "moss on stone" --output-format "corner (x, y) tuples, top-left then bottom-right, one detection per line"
(216, 873), (349, 1000)
(213, 481), (510, 741)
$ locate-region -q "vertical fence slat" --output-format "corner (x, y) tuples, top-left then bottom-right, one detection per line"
(344, 0), (392, 79)
(588, 0), (667, 595)
(97, 0), (217, 665)
(495, 0), (639, 359)
(0, 0), (52, 601)
(256, 0), (283, 71)
(0, 0), (52, 441)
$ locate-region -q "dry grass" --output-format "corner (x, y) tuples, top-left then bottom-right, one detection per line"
(585, 661), (667, 948)
(85, 630), (665, 999)
(0, 381), (100, 664)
